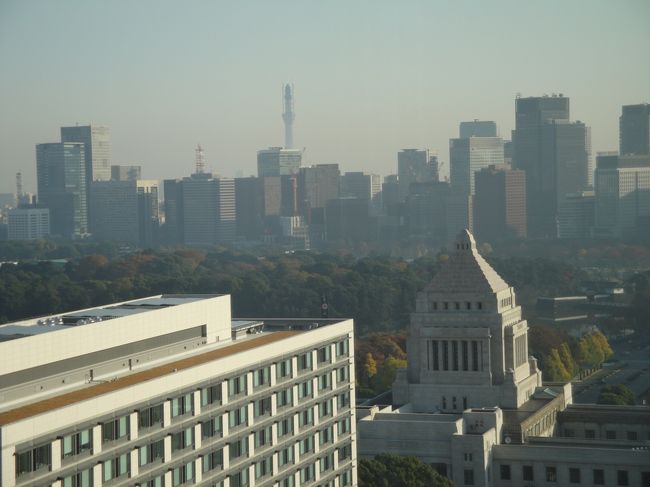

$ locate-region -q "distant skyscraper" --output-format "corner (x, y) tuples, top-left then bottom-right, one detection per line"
(474, 164), (527, 242)
(111, 164), (142, 181)
(326, 197), (370, 243)
(459, 120), (497, 138)
(397, 149), (438, 201)
(60, 125), (111, 183)
(594, 153), (650, 238)
(619, 103), (650, 156)
(163, 179), (184, 244)
(558, 191), (595, 239)
(181, 174), (235, 245)
(234, 177), (265, 240)
(340, 171), (382, 213)
(406, 181), (449, 243)
(513, 95), (592, 238)
(282, 84), (295, 149)
(298, 164), (341, 213)
(8, 207), (50, 240)
(257, 147), (302, 177)
(36, 142), (87, 238)
(448, 136), (504, 237)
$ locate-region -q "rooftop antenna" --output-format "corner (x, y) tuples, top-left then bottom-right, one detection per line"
(282, 84), (295, 149)
(195, 144), (205, 174)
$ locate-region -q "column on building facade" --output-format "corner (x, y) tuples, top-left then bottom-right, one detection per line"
(51, 438), (62, 471)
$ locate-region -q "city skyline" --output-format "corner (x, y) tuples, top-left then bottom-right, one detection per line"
(1, 1), (649, 194)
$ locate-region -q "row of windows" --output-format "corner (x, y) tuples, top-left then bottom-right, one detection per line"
(428, 340), (481, 372)
(564, 427), (648, 441)
(431, 301), (484, 311)
(492, 464), (650, 486)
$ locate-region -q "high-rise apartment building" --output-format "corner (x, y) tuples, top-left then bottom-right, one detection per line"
(474, 165), (527, 242)
(36, 142), (88, 238)
(111, 165), (142, 181)
(257, 148), (302, 178)
(61, 125), (111, 183)
(0, 295), (357, 487)
(397, 149), (438, 202)
(513, 95), (591, 238)
(459, 120), (497, 138)
(594, 153), (650, 238)
(619, 103), (650, 156)
(90, 180), (159, 245)
(7, 207), (50, 240)
(182, 174), (236, 245)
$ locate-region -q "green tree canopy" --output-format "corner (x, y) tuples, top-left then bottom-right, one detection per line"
(359, 454), (455, 487)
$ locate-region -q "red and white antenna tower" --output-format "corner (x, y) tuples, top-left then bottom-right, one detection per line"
(195, 144), (205, 174)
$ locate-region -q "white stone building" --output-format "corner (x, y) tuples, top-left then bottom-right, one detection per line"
(0, 295), (357, 487)
(357, 230), (650, 487)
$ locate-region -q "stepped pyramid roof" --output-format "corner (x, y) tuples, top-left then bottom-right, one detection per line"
(425, 230), (510, 294)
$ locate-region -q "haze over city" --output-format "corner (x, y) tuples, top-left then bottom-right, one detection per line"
(1, 0), (649, 193)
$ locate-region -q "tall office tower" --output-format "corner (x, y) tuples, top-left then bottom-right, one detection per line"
(513, 95), (578, 238)
(257, 147), (302, 177)
(7, 207), (50, 240)
(397, 149), (438, 201)
(503, 140), (513, 166)
(594, 153), (650, 238)
(326, 197), (370, 243)
(180, 174), (235, 245)
(406, 181), (449, 242)
(0, 295), (358, 487)
(282, 84), (295, 149)
(448, 136), (504, 237)
(60, 125), (111, 183)
(235, 177), (265, 240)
(163, 179), (184, 244)
(90, 180), (160, 245)
(381, 175), (399, 213)
(298, 164), (341, 214)
(459, 120), (497, 138)
(474, 164), (527, 242)
(36, 142), (88, 238)
(340, 172), (382, 213)
(111, 164), (142, 181)
(558, 191), (595, 239)
(620, 103), (650, 156)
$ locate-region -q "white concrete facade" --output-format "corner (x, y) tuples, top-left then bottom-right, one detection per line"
(0, 295), (357, 487)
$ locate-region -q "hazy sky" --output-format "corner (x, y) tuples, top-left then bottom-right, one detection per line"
(1, 0), (649, 194)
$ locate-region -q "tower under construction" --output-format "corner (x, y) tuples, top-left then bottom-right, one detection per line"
(282, 84), (295, 149)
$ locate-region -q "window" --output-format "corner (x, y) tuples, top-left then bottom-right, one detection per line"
(642, 472), (650, 487)
(455, 302), (460, 310)
(319, 372), (332, 391)
(466, 301), (471, 310)
(452, 341), (459, 370)
(339, 443), (353, 461)
(433, 302), (438, 310)
(202, 448), (223, 473)
(255, 426), (273, 448)
(462, 341), (468, 371)
(299, 379), (313, 399)
(442, 341), (449, 371)
(279, 445), (294, 466)
(229, 437), (248, 460)
(172, 461), (194, 486)
(301, 464), (315, 483)
(298, 352), (313, 371)
(320, 453), (334, 472)
(336, 339), (349, 357)
(319, 398), (333, 418)
(463, 453), (473, 462)
(338, 391), (350, 409)
(300, 408), (315, 428)
(277, 359), (293, 379)
(300, 435), (314, 454)
(432, 340), (439, 370)
(606, 430), (616, 439)
(338, 417), (351, 435)
(201, 384), (222, 407)
(570, 468), (581, 483)
(255, 457), (272, 479)
(228, 374), (247, 397)
(320, 425), (334, 445)
(318, 345), (331, 364)
(171, 393), (194, 418)
(472, 341), (479, 371)
(585, 429), (595, 439)
(253, 367), (271, 388)
(477, 302), (483, 310)
(340, 469), (353, 486)
(523, 465), (534, 481)
(280, 476), (295, 487)
(62, 428), (92, 459)
(228, 405), (248, 429)
(139, 404), (164, 430)
(15, 444), (51, 477)
(139, 439), (164, 467)
(61, 469), (93, 487)
(627, 431), (638, 441)
(230, 469), (249, 487)
(546, 466), (557, 482)
(337, 365), (349, 383)
(254, 397), (272, 417)
(500, 464), (511, 480)
(618, 470), (629, 486)
(444, 302), (449, 310)
(102, 415), (129, 443)
(201, 415), (223, 440)
(103, 453), (130, 482)
(464, 469), (474, 485)
(277, 418), (294, 437)
(277, 387), (293, 408)
(171, 426), (194, 452)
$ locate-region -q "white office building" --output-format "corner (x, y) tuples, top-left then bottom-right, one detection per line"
(0, 295), (357, 487)
(7, 207), (50, 240)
